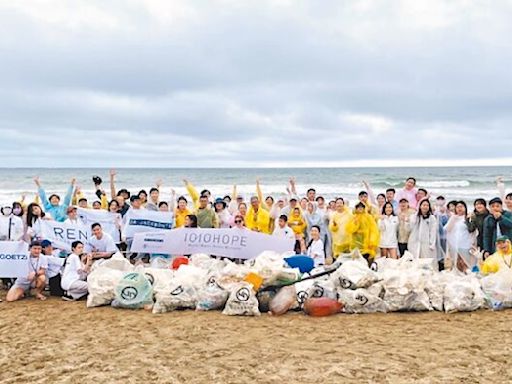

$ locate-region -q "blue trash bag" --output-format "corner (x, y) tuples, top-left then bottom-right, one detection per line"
(284, 255), (315, 274)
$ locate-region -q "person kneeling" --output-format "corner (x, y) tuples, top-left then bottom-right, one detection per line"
(61, 241), (92, 301)
(6, 240), (48, 302)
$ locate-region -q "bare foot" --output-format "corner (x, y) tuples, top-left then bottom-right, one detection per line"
(35, 293), (47, 301)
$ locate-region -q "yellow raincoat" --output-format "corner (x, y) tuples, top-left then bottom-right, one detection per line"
(245, 206), (272, 234)
(174, 207), (192, 228)
(328, 207), (353, 257)
(185, 182), (200, 209)
(288, 210), (306, 237)
(482, 243), (512, 275)
(345, 210), (380, 258)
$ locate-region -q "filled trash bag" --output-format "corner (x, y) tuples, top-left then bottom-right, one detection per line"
(153, 280), (198, 314)
(284, 255), (315, 274)
(337, 288), (388, 314)
(112, 272), (154, 310)
(303, 297), (343, 317)
(269, 285), (297, 315)
(481, 269), (512, 309)
(329, 259), (380, 290)
(87, 260), (133, 308)
(443, 273), (485, 313)
(382, 269), (433, 312)
(305, 280), (338, 301)
(222, 282), (261, 316)
(196, 276), (229, 311)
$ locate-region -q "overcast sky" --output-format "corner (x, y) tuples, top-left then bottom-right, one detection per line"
(0, 0), (511, 168)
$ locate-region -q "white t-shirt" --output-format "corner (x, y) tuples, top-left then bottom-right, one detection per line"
(273, 225), (296, 240)
(46, 255), (65, 278)
(88, 232), (118, 253)
(307, 239), (325, 266)
(61, 253), (84, 290)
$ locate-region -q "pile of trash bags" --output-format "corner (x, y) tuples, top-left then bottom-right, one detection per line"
(85, 250), (512, 316)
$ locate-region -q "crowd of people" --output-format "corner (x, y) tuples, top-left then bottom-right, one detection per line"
(1, 170), (512, 303)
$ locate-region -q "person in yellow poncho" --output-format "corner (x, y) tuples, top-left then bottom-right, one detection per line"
(288, 206), (307, 254)
(174, 196), (192, 228)
(345, 202), (380, 265)
(328, 197), (353, 258)
(482, 236), (512, 275)
(358, 191), (380, 220)
(245, 196), (272, 234)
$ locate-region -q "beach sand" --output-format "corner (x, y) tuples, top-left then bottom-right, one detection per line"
(1, 294), (512, 384)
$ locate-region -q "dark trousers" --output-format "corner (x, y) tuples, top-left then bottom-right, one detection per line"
(398, 243), (408, 257)
(49, 275), (64, 297)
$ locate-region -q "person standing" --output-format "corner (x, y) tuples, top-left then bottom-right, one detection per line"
(34, 176), (76, 222)
(328, 198), (353, 258)
(378, 202), (399, 259)
(345, 202), (380, 266)
(483, 197), (512, 258)
(407, 200), (438, 265)
(396, 177), (419, 210)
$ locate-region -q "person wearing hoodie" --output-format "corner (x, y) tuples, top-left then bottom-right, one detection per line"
(466, 198), (490, 252)
(345, 202), (380, 266)
(34, 176), (75, 222)
(483, 197), (512, 257)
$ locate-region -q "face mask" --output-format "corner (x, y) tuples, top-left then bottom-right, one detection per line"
(13, 207), (22, 215)
(1, 207), (12, 216)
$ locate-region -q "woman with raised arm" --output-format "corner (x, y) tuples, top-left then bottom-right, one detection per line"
(34, 176), (75, 222)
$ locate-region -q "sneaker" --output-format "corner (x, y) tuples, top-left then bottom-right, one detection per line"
(61, 294), (76, 301)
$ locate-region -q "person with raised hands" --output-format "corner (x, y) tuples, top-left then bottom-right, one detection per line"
(34, 176), (75, 222)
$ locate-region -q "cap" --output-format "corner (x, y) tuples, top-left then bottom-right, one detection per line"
(41, 240), (52, 248)
(289, 196), (298, 202)
(496, 235), (509, 243)
(489, 197), (503, 206)
(67, 206), (77, 213)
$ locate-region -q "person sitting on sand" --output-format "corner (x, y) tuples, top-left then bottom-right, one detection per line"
(481, 236), (512, 275)
(61, 241), (92, 301)
(6, 240), (48, 302)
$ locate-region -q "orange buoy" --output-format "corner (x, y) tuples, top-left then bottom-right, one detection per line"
(303, 298), (343, 317)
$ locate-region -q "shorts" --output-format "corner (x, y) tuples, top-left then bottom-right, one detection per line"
(12, 277), (34, 291)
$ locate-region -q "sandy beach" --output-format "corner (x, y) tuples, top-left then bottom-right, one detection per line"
(1, 293), (512, 384)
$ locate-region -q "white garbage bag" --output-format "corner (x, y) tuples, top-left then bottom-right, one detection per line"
(86, 267), (126, 308)
(337, 288), (388, 314)
(152, 279), (198, 314)
(443, 273), (485, 313)
(222, 282), (260, 316)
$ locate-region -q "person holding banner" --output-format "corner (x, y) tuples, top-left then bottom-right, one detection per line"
(34, 176), (76, 222)
(61, 241), (92, 301)
(6, 240), (48, 302)
(245, 196), (271, 234)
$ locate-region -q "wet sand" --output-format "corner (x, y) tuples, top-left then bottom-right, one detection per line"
(1, 294), (512, 384)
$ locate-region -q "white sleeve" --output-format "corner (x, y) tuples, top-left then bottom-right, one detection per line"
(106, 235), (118, 253)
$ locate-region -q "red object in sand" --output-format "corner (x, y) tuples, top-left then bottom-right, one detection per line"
(303, 298), (344, 317)
(171, 256), (189, 270)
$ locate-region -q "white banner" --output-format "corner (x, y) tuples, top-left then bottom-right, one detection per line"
(0, 241), (29, 278)
(40, 220), (89, 252)
(131, 228), (295, 259)
(77, 208), (121, 243)
(123, 209), (174, 239)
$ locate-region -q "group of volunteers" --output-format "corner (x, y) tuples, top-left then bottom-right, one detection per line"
(1, 170), (512, 303)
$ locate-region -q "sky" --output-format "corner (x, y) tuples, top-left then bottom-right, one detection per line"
(0, 0), (511, 168)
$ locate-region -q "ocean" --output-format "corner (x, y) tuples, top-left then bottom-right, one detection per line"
(0, 167), (511, 206)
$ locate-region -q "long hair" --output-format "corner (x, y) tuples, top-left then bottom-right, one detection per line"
(417, 199), (433, 220)
(26, 203), (45, 227)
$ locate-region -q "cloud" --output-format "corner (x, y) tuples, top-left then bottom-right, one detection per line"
(0, 0), (511, 167)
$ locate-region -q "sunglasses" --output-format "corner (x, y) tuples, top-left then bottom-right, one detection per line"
(234, 220), (243, 224)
